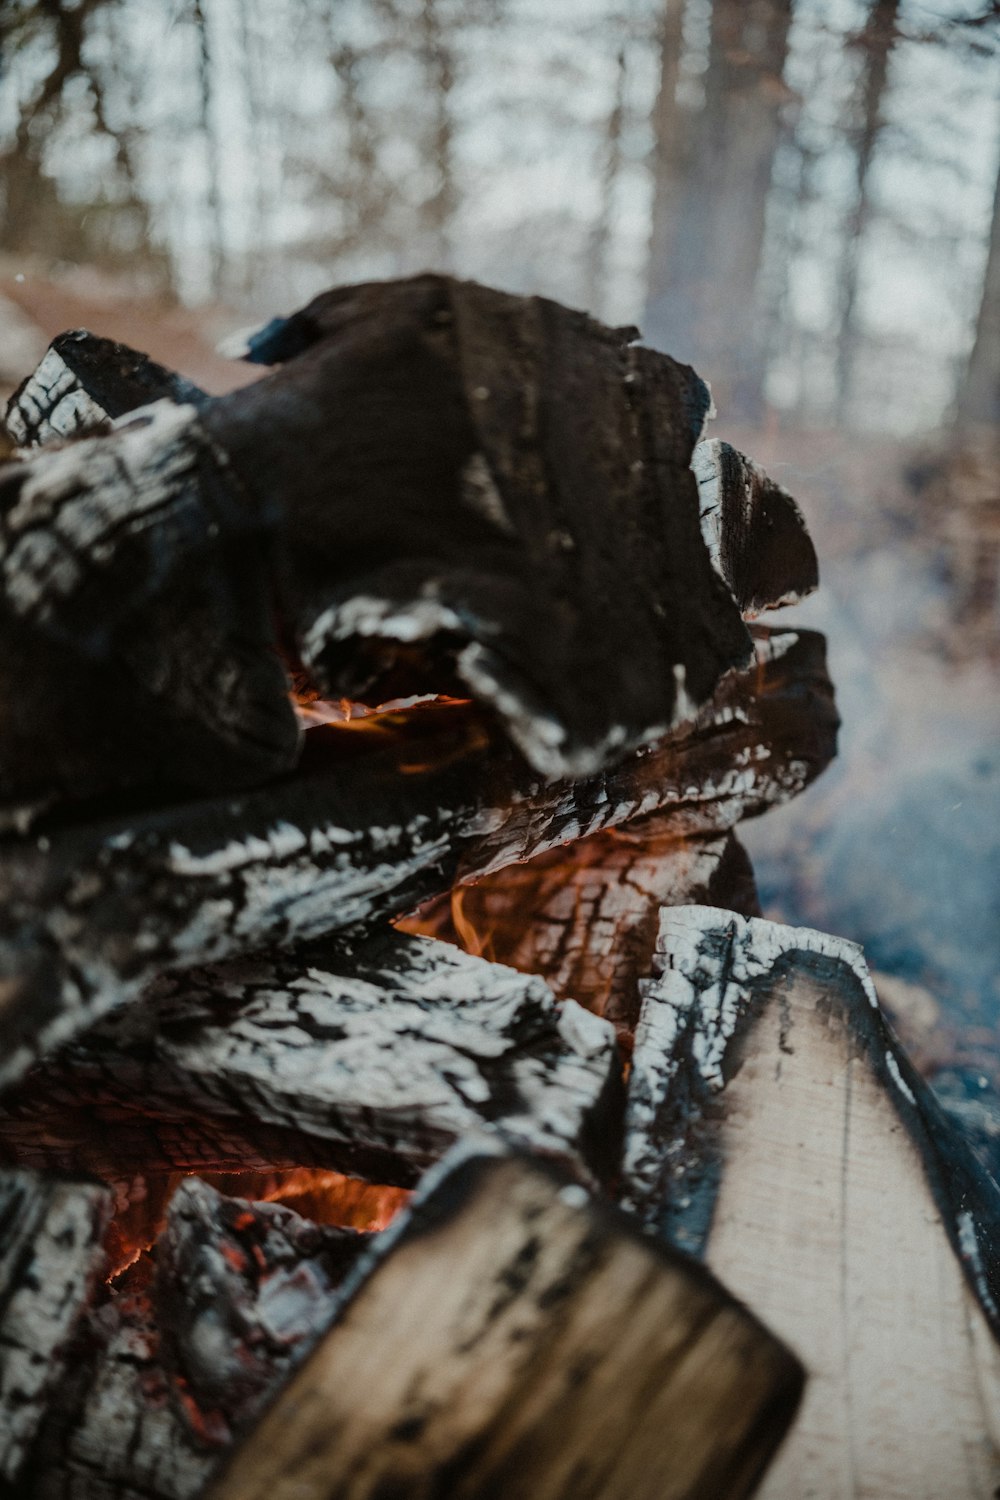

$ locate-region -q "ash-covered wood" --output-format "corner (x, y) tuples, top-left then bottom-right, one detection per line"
(4, 330), (207, 449)
(206, 1144), (804, 1500)
(409, 824), (759, 1044)
(0, 399), (299, 812)
(25, 1179), (367, 1500)
(0, 1168), (113, 1486)
(0, 626), (836, 1088)
(209, 273), (753, 777)
(0, 931), (623, 1188)
(693, 439), (818, 615)
(621, 907), (1000, 1497)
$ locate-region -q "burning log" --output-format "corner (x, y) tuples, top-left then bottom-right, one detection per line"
(203, 1144), (803, 1500)
(0, 1168), (113, 1485)
(693, 439), (818, 616)
(620, 907), (1000, 1496)
(0, 626), (836, 1088)
(25, 1178), (368, 1500)
(0, 276), (822, 816)
(410, 825), (759, 1043)
(4, 329), (208, 449)
(0, 930), (623, 1188)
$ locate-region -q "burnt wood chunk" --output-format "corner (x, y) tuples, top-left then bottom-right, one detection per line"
(204, 273), (752, 776)
(0, 1169), (113, 1485)
(693, 440), (818, 615)
(0, 401), (300, 810)
(621, 907), (1000, 1497)
(0, 626), (836, 1088)
(4, 330), (207, 449)
(205, 1145), (804, 1500)
(408, 826), (759, 1044)
(0, 931), (623, 1187)
(25, 1180), (367, 1500)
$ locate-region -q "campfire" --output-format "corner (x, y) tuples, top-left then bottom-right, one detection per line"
(0, 275), (997, 1500)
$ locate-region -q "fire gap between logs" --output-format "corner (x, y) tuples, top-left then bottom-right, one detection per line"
(0, 275), (997, 1500)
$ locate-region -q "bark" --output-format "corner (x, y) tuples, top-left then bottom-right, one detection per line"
(644, 0), (795, 421)
(0, 624), (837, 1088)
(408, 827), (759, 1045)
(25, 1179), (368, 1500)
(205, 1146), (804, 1500)
(0, 1168), (113, 1485)
(621, 906), (1000, 1496)
(834, 0), (903, 423)
(0, 930), (623, 1188)
(693, 438), (818, 615)
(4, 330), (207, 448)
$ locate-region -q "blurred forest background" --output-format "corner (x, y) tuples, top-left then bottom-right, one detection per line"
(0, 0), (998, 1144)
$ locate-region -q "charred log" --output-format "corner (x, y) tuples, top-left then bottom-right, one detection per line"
(693, 439), (818, 615)
(0, 1168), (112, 1485)
(204, 1144), (803, 1500)
(25, 1179), (367, 1500)
(4, 330), (207, 450)
(0, 931), (623, 1188)
(620, 907), (1000, 1496)
(0, 626), (836, 1087)
(409, 825), (759, 1045)
(0, 400), (299, 813)
(206, 274), (753, 777)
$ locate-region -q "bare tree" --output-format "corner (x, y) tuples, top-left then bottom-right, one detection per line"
(956, 125), (1000, 431)
(644, 0), (795, 422)
(834, 0), (902, 424)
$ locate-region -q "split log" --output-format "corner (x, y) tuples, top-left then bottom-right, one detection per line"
(408, 825), (759, 1045)
(4, 329), (207, 449)
(0, 1168), (113, 1485)
(204, 1144), (803, 1500)
(621, 906), (1000, 1498)
(0, 399), (299, 812)
(0, 625), (836, 1087)
(0, 930), (623, 1188)
(25, 1178), (368, 1500)
(693, 439), (818, 615)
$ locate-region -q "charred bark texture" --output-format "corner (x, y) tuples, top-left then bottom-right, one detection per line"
(693, 439), (818, 614)
(24, 1179), (367, 1500)
(4, 330), (207, 449)
(205, 1145), (804, 1500)
(0, 1168), (113, 1485)
(620, 906), (1000, 1497)
(0, 931), (623, 1188)
(215, 273), (752, 777)
(0, 400), (299, 813)
(409, 826), (759, 1045)
(0, 626), (836, 1088)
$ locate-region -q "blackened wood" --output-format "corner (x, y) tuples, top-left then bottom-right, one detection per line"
(206, 273), (753, 776)
(0, 401), (299, 811)
(206, 1145), (804, 1500)
(0, 931), (623, 1188)
(693, 439), (818, 615)
(26, 1179), (367, 1500)
(408, 826), (759, 1045)
(4, 330), (207, 449)
(0, 626), (836, 1088)
(0, 1168), (112, 1485)
(621, 907), (1000, 1497)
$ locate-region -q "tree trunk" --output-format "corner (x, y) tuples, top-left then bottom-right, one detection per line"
(956, 123), (1000, 432)
(834, 0), (902, 425)
(644, 0), (794, 421)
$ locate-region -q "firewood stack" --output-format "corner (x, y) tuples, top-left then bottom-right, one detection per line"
(0, 276), (996, 1499)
